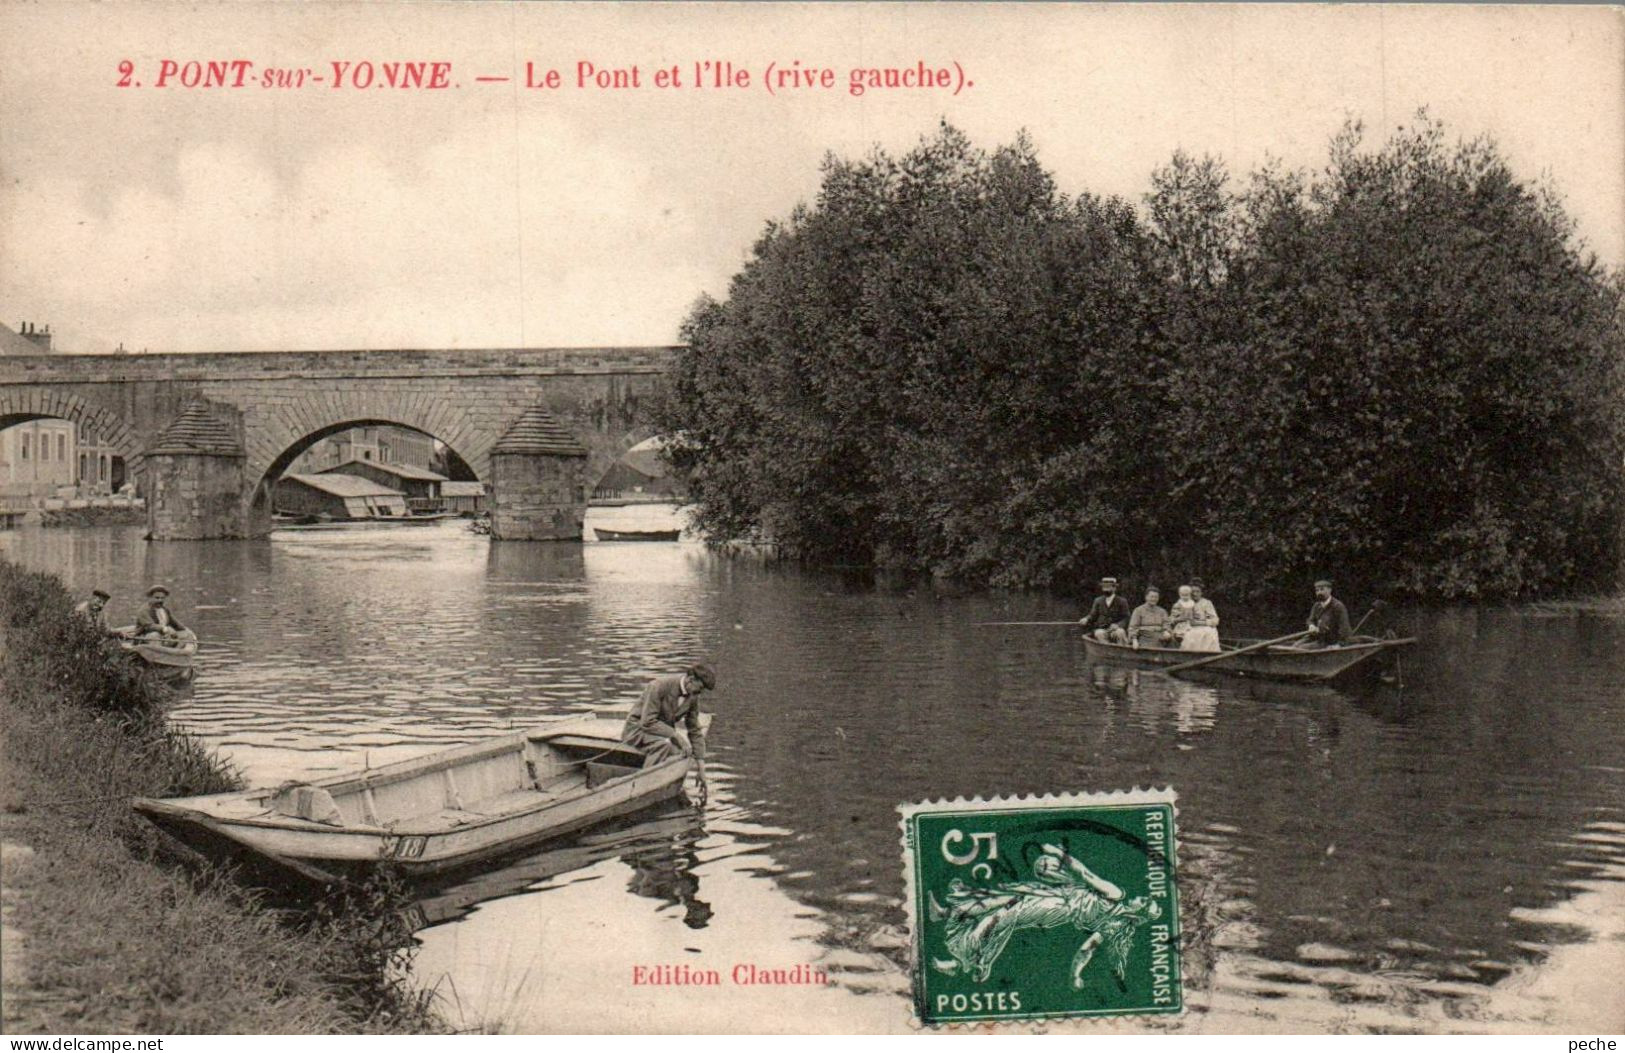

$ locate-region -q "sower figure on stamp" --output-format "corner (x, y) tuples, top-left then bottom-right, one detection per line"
(930, 843), (1161, 990)
(621, 662), (716, 806)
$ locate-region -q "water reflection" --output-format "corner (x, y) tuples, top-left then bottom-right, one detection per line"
(2, 521), (1621, 1032)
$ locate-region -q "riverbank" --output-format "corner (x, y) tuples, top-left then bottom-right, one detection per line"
(0, 558), (446, 1034)
(1518, 592), (1625, 616)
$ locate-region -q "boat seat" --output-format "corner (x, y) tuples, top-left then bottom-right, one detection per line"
(466, 787), (552, 816)
(430, 808), (489, 828)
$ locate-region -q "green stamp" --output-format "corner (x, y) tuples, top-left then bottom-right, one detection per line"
(899, 790), (1181, 1026)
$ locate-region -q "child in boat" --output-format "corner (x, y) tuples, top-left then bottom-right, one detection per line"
(1168, 585), (1196, 644)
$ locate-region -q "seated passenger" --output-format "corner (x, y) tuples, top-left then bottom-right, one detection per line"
(1168, 585), (1196, 643)
(1128, 587), (1171, 649)
(1079, 577), (1131, 644)
(1180, 580), (1221, 653)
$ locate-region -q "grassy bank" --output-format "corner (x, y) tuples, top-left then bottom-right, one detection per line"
(0, 558), (445, 1034)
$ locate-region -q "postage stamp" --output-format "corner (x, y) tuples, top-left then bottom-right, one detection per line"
(898, 789), (1180, 1026)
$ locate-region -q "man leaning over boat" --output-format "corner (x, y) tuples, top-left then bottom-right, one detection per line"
(73, 588), (119, 637)
(622, 662), (716, 805)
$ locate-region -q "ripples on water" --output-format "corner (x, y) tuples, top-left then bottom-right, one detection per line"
(3, 517), (1621, 1033)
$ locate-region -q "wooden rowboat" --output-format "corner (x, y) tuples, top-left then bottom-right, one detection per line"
(1082, 634), (1415, 682)
(594, 527), (680, 542)
(132, 717), (695, 881)
(114, 626), (198, 674)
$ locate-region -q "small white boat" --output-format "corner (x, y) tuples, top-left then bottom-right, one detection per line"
(114, 626), (198, 677)
(132, 717), (695, 881)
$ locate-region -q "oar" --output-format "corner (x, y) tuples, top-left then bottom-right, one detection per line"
(1349, 600), (1386, 637)
(1163, 629), (1314, 676)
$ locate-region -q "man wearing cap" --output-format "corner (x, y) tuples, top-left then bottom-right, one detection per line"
(134, 585), (186, 639)
(623, 662), (716, 804)
(1305, 580), (1352, 647)
(1080, 577), (1132, 644)
(73, 588), (114, 636)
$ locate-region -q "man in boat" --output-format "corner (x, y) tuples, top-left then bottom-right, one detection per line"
(1079, 577), (1132, 644)
(73, 588), (115, 636)
(134, 585), (187, 639)
(622, 662), (716, 804)
(1128, 586), (1171, 649)
(1304, 579), (1353, 647)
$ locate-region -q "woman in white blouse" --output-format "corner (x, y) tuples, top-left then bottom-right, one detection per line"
(1180, 581), (1221, 653)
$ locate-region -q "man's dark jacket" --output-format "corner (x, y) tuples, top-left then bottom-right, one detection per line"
(1082, 594), (1132, 632)
(1309, 597), (1353, 644)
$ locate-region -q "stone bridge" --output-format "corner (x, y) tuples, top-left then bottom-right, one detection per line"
(0, 347), (675, 539)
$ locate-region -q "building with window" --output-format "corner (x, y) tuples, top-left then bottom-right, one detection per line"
(75, 419), (123, 495)
(440, 480), (488, 514)
(319, 459), (447, 512)
(0, 419), (78, 499)
(275, 473), (408, 519)
(292, 425), (437, 473)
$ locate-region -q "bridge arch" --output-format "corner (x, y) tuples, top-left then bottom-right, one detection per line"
(0, 390), (142, 471)
(248, 417), (482, 520)
(247, 391), (495, 490)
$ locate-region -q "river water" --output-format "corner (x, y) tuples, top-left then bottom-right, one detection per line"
(3, 516), (1622, 1034)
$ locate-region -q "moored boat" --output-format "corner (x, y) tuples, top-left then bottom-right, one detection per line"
(594, 527), (681, 542)
(1082, 634), (1414, 682)
(132, 716), (697, 881)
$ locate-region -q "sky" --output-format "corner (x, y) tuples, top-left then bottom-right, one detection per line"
(1, 2), (1620, 354)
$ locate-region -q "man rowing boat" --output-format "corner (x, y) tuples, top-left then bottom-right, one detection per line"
(1304, 579), (1353, 647)
(134, 585), (187, 639)
(622, 662), (717, 805)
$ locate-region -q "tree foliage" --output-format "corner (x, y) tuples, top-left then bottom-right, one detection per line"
(660, 117), (1624, 600)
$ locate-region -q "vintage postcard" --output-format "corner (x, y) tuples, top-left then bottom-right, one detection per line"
(2, 0), (1622, 1039)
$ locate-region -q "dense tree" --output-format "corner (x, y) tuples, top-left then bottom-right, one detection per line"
(660, 117), (1624, 600)
(1164, 117), (1624, 597)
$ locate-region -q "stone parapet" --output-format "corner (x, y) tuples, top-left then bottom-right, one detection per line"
(0, 347), (678, 384)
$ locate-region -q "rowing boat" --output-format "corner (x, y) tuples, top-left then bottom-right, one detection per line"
(1081, 634), (1414, 682)
(132, 716), (696, 881)
(594, 527), (681, 542)
(114, 626), (198, 678)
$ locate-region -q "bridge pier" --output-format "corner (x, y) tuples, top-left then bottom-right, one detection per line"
(145, 450), (260, 539)
(142, 402), (263, 540)
(488, 407), (590, 541)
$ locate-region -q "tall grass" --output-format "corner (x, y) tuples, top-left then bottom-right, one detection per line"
(0, 557), (445, 1033)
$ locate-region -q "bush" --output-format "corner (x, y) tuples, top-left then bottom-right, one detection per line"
(660, 117), (1624, 601)
(0, 558), (444, 1033)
